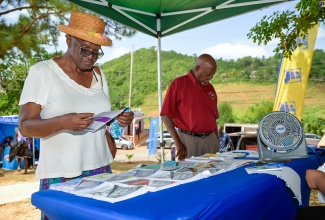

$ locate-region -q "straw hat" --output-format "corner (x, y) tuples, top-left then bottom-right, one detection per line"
(58, 11), (112, 46)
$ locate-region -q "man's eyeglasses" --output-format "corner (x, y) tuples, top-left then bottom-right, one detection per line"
(74, 39), (104, 59)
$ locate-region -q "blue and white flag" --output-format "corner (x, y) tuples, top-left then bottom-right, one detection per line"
(148, 117), (159, 156)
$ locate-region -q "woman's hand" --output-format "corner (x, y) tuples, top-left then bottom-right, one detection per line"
(19, 102), (94, 138)
(105, 130), (117, 159)
(116, 111), (134, 127)
(62, 113), (94, 131)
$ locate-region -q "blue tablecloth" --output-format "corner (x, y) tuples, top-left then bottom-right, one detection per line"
(31, 153), (325, 220)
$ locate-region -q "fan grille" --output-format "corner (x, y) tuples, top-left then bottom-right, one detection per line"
(259, 112), (303, 152)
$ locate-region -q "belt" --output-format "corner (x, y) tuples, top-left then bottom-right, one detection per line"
(180, 129), (213, 138)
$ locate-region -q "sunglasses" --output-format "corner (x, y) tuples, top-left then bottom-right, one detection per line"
(74, 39), (104, 59)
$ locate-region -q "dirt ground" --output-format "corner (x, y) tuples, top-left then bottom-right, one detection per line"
(0, 169), (40, 220)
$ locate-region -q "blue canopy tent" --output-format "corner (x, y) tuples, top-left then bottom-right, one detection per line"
(0, 115), (19, 139)
(0, 115), (39, 170)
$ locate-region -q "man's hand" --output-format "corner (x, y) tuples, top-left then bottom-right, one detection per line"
(229, 142), (234, 151)
(176, 142), (187, 161)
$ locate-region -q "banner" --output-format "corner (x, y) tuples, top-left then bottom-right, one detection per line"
(273, 23), (320, 120)
(148, 117), (159, 156)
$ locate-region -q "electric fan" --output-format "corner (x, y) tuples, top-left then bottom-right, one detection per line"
(257, 111), (309, 160)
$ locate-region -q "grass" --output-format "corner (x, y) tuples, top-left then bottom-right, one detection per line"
(139, 82), (325, 119)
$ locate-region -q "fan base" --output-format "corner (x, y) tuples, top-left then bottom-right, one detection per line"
(258, 135), (309, 161)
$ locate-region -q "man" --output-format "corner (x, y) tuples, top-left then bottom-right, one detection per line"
(295, 169), (325, 219)
(160, 54), (220, 161)
(217, 126), (234, 152)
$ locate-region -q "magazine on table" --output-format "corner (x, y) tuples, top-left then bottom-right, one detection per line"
(245, 164), (283, 172)
(83, 173), (113, 181)
(137, 163), (162, 170)
(50, 178), (106, 194)
(105, 173), (136, 182)
(176, 167), (222, 176)
(208, 160), (236, 170)
(185, 156), (213, 163)
(119, 178), (180, 192)
(148, 170), (203, 184)
(161, 160), (180, 171)
(86, 107), (129, 132)
(125, 169), (159, 178)
(137, 161), (180, 171)
(50, 178), (83, 192)
(78, 182), (148, 203)
(177, 161), (198, 168)
(84, 173), (136, 182)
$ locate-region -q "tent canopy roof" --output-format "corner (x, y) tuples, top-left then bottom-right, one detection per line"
(68, 0), (287, 38)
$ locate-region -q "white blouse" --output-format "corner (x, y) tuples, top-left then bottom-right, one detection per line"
(19, 59), (113, 179)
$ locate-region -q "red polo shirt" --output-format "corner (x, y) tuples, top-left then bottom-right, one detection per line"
(160, 70), (219, 133)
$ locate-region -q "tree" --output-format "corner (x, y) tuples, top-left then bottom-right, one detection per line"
(240, 100), (274, 124)
(247, 0), (325, 58)
(302, 107), (325, 135)
(217, 102), (235, 126)
(0, 48), (62, 115)
(0, 0), (136, 59)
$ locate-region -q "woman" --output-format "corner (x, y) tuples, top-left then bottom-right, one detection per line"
(18, 11), (133, 191)
(15, 132), (33, 174)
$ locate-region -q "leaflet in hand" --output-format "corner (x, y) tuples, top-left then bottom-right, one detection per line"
(86, 107), (129, 132)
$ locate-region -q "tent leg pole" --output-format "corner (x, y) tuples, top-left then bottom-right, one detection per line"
(157, 35), (164, 164)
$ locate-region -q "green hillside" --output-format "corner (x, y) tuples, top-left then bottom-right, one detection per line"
(100, 47), (325, 131)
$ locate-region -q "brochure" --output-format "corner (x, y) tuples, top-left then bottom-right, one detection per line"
(136, 163), (162, 170)
(86, 107), (129, 132)
(85, 173), (135, 182)
(177, 161), (198, 168)
(245, 165), (283, 172)
(149, 170), (203, 184)
(50, 178), (83, 192)
(83, 173), (113, 181)
(78, 182), (148, 203)
(161, 160), (180, 171)
(176, 167), (222, 176)
(126, 169), (159, 178)
(50, 178), (106, 194)
(104, 173), (135, 182)
(119, 178), (180, 192)
(185, 157), (212, 163)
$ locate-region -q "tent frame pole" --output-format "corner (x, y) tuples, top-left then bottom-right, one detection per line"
(156, 17), (165, 164)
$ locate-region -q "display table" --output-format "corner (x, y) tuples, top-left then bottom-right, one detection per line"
(31, 154), (324, 220)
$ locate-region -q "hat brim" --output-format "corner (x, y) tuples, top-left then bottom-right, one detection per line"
(58, 25), (112, 46)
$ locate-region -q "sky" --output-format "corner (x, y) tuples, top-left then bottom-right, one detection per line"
(83, 1), (323, 63)
(3, 1), (325, 62)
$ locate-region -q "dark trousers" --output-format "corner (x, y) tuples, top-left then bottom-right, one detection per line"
(295, 206), (325, 220)
(28, 157), (33, 168)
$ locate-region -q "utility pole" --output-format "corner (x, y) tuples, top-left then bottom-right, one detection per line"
(128, 45), (134, 108)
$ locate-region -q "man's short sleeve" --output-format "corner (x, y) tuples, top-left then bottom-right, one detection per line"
(160, 81), (177, 119)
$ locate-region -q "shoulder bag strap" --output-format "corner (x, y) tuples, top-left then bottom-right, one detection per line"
(93, 66), (103, 87)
